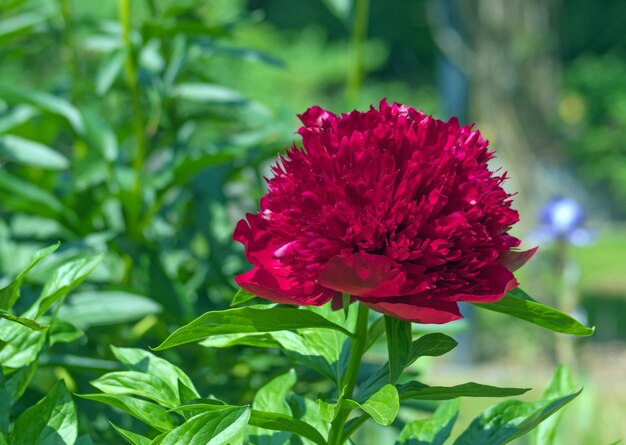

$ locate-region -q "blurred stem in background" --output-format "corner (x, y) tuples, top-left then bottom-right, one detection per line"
(119, 0), (147, 239)
(346, 0), (370, 105)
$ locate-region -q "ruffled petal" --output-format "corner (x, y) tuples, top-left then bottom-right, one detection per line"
(446, 263), (518, 303)
(235, 267), (335, 306)
(362, 297), (462, 324)
(319, 253), (407, 297)
(498, 247), (538, 272)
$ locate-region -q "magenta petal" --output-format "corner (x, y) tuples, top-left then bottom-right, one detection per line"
(447, 264), (518, 303)
(235, 268), (335, 306)
(498, 247), (538, 272)
(363, 298), (462, 324)
(319, 253), (405, 297)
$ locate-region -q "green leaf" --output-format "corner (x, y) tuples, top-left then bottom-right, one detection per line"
(156, 407), (250, 445)
(77, 393), (176, 432)
(531, 365), (575, 445)
(91, 371), (179, 408)
(344, 384), (399, 426)
(110, 423), (152, 445)
(111, 347), (199, 402)
(385, 316), (412, 383)
(0, 86), (85, 134)
(254, 369), (296, 414)
(249, 411), (327, 445)
(0, 12), (48, 44)
(58, 291), (162, 328)
(34, 255), (102, 318)
(398, 382), (531, 401)
(0, 170), (67, 219)
(250, 369), (296, 444)
(230, 288), (257, 307)
(200, 332), (281, 349)
(96, 49), (125, 96)
(359, 333), (458, 402)
(453, 389), (582, 445)
(167, 151), (237, 189)
(172, 83), (244, 103)
(0, 322), (45, 368)
(3, 363), (38, 405)
(407, 333), (458, 365)
(397, 399), (460, 445)
(9, 380), (77, 445)
(0, 105), (38, 134)
(0, 309), (48, 331)
(154, 305), (352, 350)
(0, 243), (59, 310)
(0, 135), (69, 170)
(473, 288), (594, 336)
(49, 319), (84, 346)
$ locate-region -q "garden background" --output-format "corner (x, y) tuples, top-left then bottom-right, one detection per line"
(0, 0), (624, 443)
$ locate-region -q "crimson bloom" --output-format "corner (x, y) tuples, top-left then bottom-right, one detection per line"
(234, 100), (535, 323)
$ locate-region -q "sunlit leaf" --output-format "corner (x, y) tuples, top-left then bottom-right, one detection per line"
(397, 381), (531, 401)
(473, 288), (594, 336)
(397, 399), (460, 445)
(9, 380), (77, 445)
(453, 389), (582, 444)
(0, 135), (69, 169)
(154, 305), (352, 350)
(77, 393), (176, 432)
(157, 407), (250, 445)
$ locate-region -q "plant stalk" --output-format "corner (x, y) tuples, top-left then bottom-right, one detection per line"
(119, 0), (147, 237)
(328, 302), (369, 445)
(346, 0), (370, 105)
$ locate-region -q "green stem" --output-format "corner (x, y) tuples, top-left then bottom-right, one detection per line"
(328, 302), (369, 445)
(346, 0), (370, 105)
(119, 0), (146, 237)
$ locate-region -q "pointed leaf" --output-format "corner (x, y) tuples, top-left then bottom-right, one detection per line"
(249, 411), (327, 445)
(157, 407), (250, 445)
(385, 316), (412, 383)
(0, 309), (47, 331)
(0, 243), (59, 310)
(35, 255), (102, 318)
(407, 333), (458, 364)
(58, 291), (162, 328)
(9, 380), (77, 445)
(344, 384), (399, 426)
(77, 393), (176, 432)
(110, 423), (151, 445)
(473, 288), (594, 336)
(0, 135), (69, 169)
(91, 371), (179, 408)
(453, 390), (582, 445)
(397, 399), (460, 445)
(111, 347), (199, 402)
(230, 288), (256, 307)
(154, 305), (351, 350)
(398, 381), (531, 401)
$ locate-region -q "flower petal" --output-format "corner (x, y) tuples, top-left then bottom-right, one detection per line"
(498, 247), (538, 272)
(446, 264), (518, 303)
(362, 297), (462, 324)
(319, 253), (406, 297)
(235, 267), (335, 306)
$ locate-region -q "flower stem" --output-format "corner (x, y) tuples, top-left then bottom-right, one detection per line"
(328, 302), (369, 445)
(119, 0), (146, 238)
(346, 0), (370, 105)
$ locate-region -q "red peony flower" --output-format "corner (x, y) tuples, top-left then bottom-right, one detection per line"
(233, 100), (536, 323)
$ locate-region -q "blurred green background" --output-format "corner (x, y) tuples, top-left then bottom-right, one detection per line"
(0, 0), (625, 443)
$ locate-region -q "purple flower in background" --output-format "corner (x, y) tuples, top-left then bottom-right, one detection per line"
(530, 197), (594, 246)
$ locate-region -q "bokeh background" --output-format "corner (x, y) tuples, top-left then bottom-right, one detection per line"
(0, 0), (624, 443)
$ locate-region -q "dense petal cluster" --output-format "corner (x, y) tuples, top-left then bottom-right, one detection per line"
(234, 100), (535, 323)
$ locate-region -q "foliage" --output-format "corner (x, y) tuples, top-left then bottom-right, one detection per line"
(0, 0), (609, 443)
